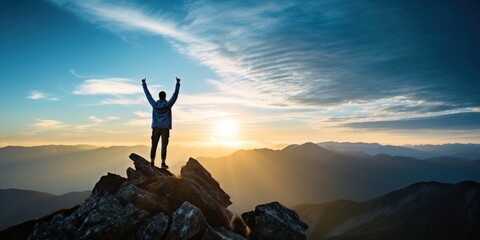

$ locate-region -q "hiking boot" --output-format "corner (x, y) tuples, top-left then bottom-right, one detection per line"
(161, 162), (169, 169)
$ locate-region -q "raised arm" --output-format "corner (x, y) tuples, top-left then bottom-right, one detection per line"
(166, 77), (181, 107)
(142, 78), (156, 107)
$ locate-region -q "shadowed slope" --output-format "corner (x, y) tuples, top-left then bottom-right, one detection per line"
(294, 181), (480, 240)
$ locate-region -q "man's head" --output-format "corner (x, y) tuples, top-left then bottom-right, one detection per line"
(159, 91), (166, 100)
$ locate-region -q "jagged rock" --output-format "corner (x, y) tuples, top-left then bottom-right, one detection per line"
(161, 176), (231, 227)
(165, 201), (207, 240)
(215, 226), (248, 240)
(126, 167), (144, 181)
(157, 157), (232, 228)
(4, 153), (304, 240)
(230, 215), (248, 237)
(28, 221), (69, 240)
(200, 225), (224, 240)
(129, 153), (174, 178)
(75, 194), (149, 240)
(122, 203), (150, 232)
(242, 201), (308, 240)
(181, 158), (232, 207)
(135, 212), (169, 240)
(92, 172), (126, 195)
(116, 184), (170, 214)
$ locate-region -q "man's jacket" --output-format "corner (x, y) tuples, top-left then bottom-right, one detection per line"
(142, 82), (180, 129)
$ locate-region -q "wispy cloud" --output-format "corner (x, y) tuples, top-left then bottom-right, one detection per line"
(345, 112), (480, 130)
(49, 0), (480, 131)
(28, 91), (59, 101)
(133, 111), (150, 118)
(69, 68), (106, 79)
(75, 115), (119, 130)
(28, 91), (45, 100)
(73, 77), (165, 105)
(125, 118), (150, 127)
(33, 119), (67, 129)
(48, 0), (194, 42)
(73, 78), (141, 95)
(125, 111), (150, 126)
(70, 69), (84, 78)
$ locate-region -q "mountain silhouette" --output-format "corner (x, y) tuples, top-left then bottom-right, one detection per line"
(0, 145), (237, 194)
(293, 181), (480, 239)
(2, 143), (479, 215)
(407, 143), (480, 160)
(317, 142), (435, 159)
(198, 142), (480, 212)
(0, 189), (91, 230)
(318, 141), (480, 160)
(0, 153), (307, 240)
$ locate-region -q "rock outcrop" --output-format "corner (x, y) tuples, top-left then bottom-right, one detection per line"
(0, 153), (307, 240)
(242, 201), (308, 240)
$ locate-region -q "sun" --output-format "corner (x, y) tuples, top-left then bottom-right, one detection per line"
(215, 118), (238, 140)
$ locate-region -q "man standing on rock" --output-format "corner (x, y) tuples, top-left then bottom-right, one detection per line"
(142, 77), (180, 169)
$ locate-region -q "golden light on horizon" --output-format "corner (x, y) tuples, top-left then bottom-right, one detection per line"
(215, 118), (238, 139)
(211, 118), (244, 147)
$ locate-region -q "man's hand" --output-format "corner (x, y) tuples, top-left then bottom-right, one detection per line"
(176, 77), (181, 83)
(141, 78), (146, 83)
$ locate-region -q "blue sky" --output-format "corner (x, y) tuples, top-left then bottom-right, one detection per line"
(1, 0), (479, 147)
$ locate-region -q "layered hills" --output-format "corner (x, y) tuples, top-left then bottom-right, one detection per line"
(0, 189), (90, 230)
(197, 143), (480, 212)
(293, 181), (480, 239)
(2, 143), (479, 214)
(317, 142), (480, 160)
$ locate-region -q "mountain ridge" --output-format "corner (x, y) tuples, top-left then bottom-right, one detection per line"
(318, 141), (480, 160)
(0, 189), (91, 230)
(293, 181), (480, 239)
(198, 142), (480, 212)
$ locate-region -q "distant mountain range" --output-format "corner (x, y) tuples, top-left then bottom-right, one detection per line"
(1, 143), (479, 214)
(198, 143), (480, 213)
(0, 144), (228, 194)
(0, 189), (90, 230)
(1, 143), (480, 237)
(293, 181), (480, 239)
(0, 145), (149, 194)
(317, 141), (480, 160)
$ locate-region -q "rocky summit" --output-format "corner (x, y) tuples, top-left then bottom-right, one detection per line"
(0, 153), (307, 240)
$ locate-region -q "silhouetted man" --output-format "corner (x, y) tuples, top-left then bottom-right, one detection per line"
(142, 77), (180, 168)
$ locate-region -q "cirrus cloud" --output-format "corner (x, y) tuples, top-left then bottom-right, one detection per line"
(28, 91), (59, 101)
(33, 119), (67, 129)
(73, 78), (141, 95)
(49, 0), (480, 132)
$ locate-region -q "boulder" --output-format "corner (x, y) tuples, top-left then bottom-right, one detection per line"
(126, 167), (143, 181)
(135, 212), (169, 240)
(129, 153), (173, 178)
(181, 158), (232, 207)
(200, 225), (224, 240)
(165, 201), (207, 240)
(27, 194), (151, 240)
(242, 201), (308, 240)
(92, 172), (126, 195)
(214, 226), (247, 240)
(116, 184), (170, 214)
(28, 221), (69, 240)
(161, 176), (231, 227)
(76, 194), (148, 240)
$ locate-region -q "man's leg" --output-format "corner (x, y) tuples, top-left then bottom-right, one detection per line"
(150, 128), (161, 166)
(160, 128), (170, 168)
